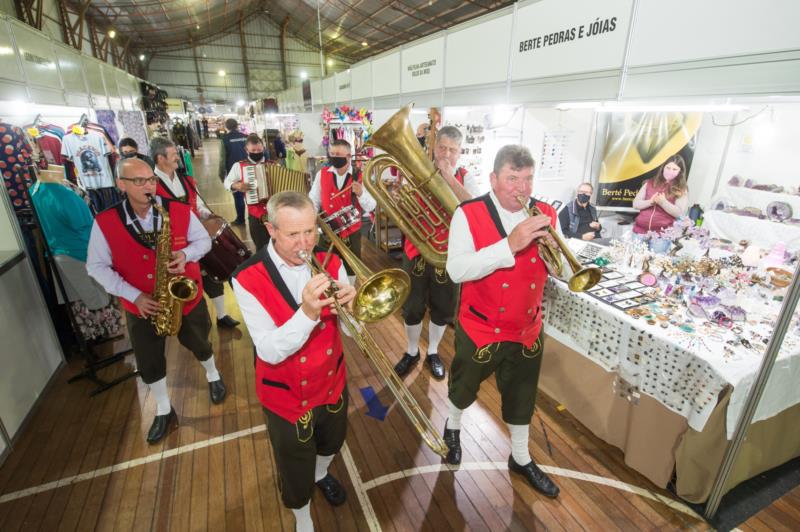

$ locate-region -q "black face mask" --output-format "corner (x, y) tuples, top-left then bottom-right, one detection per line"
(577, 193), (591, 204)
(329, 156), (348, 169)
(248, 151), (264, 162)
(121, 152), (137, 159)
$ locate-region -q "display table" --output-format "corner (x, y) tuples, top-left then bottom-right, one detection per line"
(703, 211), (800, 252)
(539, 277), (800, 502)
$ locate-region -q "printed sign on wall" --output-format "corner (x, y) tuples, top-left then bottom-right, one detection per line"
(512, 0), (632, 81)
(401, 37), (444, 93)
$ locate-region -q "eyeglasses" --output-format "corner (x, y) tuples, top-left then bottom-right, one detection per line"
(120, 176), (157, 186)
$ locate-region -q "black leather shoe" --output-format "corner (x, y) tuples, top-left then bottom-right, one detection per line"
(232, 219), (245, 226)
(315, 474), (347, 506)
(393, 352), (420, 377)
(146, 408), (177, 444)
(443, 422), (462, 465)
(426, 353), (446, 380)
(208, 378), (227, 404)
(217, 315), (240, 328)
(508, 455), (559, 498)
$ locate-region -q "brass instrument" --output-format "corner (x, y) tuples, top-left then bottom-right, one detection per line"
(516, 195), (602, 293)
(149, 196), (199, 336)
(244, 163), (308, 205)
(364, 104), (460, 269)
(300, 219), (448, 457)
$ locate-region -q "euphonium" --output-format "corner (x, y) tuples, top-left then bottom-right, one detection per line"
(364, 103), (459, 269)
(301, 219), (449, 457)
(149, 196), (199, 336)
(516, 195), (602, 293)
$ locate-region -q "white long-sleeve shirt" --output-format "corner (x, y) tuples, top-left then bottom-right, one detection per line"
(446, 191), (529, 283)
(86, 197), (212, 303)
(231, 240), (350, 365)
(155, 167), (212, 219)
(223, 156), (263, 192)
(309, 168), (377, 213)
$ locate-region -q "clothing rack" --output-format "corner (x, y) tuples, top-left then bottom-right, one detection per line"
(25, 165), (137, 396)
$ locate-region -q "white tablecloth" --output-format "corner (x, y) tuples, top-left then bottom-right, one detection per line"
(542, 278), (800, 438)
(702, 210), (800, 252)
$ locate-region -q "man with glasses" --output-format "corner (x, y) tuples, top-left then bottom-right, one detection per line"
(87, 157), (227, 444)
(558, 182), (602, 241)
(152, 137), (240, 329)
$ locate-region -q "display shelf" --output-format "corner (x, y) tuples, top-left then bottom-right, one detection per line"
(716, 184), (800, 215)
(703, 210), (800, 251)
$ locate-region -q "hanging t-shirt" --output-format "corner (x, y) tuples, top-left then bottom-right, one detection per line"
(61, 131), (113, 189)
(0, 122), (34, 214)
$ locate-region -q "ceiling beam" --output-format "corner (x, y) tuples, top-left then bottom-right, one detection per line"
(14, 0), (44, 30)
(238, 11), (251, 100)
(280, 15), (289, 91)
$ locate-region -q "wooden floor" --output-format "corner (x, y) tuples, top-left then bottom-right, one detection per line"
(1, 141), (798, 531)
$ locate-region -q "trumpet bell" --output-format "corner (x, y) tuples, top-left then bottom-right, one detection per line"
(353, 268), (411, 323)
(567, 266), (602, 292)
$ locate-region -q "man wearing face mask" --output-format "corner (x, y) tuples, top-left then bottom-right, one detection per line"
(558, 182), (602, 241)
(309, 139), (376, 282)
(119, 137), (155, 169)
(224, 133), (272, 250)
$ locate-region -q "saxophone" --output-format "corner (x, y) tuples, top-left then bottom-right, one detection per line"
(149, 196), (199, 336)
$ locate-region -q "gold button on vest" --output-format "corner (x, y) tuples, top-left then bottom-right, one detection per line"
(494, 327), (500, 333)
(300, 356), (307, 363)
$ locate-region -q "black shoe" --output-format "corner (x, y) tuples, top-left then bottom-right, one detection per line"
(315, 474), (347, 506)
(443, 421), (462, 465)
(393, 351), (420, 377)
(208, 378), (227, 404)
(146, 408), (177, 444)
(426, 353), (446, 380)
(232, 219), (245, 226)
(217, 315), (240, 328)
(508, 455), (560, 498)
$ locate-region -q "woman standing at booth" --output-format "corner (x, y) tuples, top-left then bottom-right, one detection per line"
(632, 154), (690, 235)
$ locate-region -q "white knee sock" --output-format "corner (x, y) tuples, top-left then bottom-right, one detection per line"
(314, 454), (335, 482)
(447, 398), (464, 430)
(149, 377), (171, 416)
(508, 423), (532, 465)
(427, 323), (447, 354)
(404, 322), (423, 356)
(292, 503), (314, 532)
(199, 355), (221, 382)
(211, 295), (226, 318)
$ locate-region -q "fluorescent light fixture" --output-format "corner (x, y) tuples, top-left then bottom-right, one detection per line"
(555, 101), (600, 110)
(556, 101), (747, 113)
(108, 30), (116, 39)
(300, 71), (308, 79)
(361, 41), (368, 47)
(236, 100), (245, 106)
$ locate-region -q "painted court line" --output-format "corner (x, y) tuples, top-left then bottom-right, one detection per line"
(340, 443), (380, 532)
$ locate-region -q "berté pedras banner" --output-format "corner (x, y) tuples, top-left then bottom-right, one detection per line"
(597, 112), (702, 208)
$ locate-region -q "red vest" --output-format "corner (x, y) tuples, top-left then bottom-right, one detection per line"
(239, 160), (268, 220)
(319, 166), (362, 238)
(95, 199), (203, 316)
(457, 195), (555, 349)
(404, 167), (467, 261)
(156, 171), (199, 215)
(233, 249), (346, 423)
(633, 180), (680, 234)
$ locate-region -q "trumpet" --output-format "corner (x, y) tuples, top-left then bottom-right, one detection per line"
(299, 219), (449, 457)
(516, 195), (601, 292)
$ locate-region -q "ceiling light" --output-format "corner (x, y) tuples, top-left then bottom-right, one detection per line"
(237, 100), (245, 107)
(139, 54), (145, 61)
(196, 24), (200, 30)
(300, 71), (308, 79)
(361, 41), (368, 47)
(555, 101), (748, 113)
(326, 59), (333, 67)
(108, 30), (116, 39)
(218, 69), (226, 77)
(202, 53), (207, 58)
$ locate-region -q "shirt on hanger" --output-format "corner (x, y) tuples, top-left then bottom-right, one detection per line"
(0, 122), (34, 214)
(61, 131), (114, 189)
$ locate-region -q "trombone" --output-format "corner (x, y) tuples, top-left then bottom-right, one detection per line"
(299, 217), (449, 457)
(516, 195), (602, 292)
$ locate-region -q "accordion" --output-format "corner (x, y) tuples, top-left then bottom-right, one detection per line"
(243, 163), (309, 205)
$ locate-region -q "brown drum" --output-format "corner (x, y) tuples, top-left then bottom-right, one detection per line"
(200, 215), (252, 282)
(321, 205), (361, 235)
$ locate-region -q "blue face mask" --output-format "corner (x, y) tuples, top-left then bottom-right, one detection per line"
(577, 193), (591, 204)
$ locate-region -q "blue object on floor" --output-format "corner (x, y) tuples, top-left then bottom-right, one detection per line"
(360, 386), (389, 421)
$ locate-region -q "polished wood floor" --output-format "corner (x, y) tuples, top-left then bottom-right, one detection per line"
(1, 141), (798, 531)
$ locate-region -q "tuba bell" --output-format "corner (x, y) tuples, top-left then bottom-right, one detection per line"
(364, 104), (460, 269)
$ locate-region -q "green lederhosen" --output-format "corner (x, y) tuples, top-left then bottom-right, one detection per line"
(448, 325), (544, 425)
(262, 387), (349, 509)
(125, 297), (213, 384)
(401, 254), (456, 327)
(203, 274), (224, 298)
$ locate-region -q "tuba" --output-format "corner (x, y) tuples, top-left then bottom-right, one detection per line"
(364, 104), (459, 269)
(301, 218), (449, 457)
(516, 195), (602, 292)
(149, 196), (199, 336)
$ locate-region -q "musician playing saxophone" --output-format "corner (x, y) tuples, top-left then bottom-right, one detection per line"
(223, 133), (272, 250)
(309, 138), (376, 283)
(87, 157), (227, 445)
(443, 145), (560, 498)
(230, 192), (356, 532)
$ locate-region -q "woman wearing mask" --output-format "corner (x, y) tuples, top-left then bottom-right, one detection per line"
(632, 154), (689, 236)
(118, 137), (155, 169)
